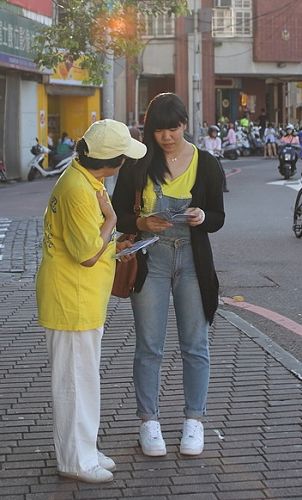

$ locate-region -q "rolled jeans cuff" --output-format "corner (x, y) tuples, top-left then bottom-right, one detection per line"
(184, 407), (207, 419)
(136, 410), (159, 421)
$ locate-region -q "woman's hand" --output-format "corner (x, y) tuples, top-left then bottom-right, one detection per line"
(137, 216), (172, 233)
(96, 190), (117, 224)
(116, 240), (136, 262)
(185, 207), (205, 227)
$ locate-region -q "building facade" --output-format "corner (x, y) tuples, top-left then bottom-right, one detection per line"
(0, 0), (101, 180)
(0, 0), (53, 179)
(124, 0), (302, 133)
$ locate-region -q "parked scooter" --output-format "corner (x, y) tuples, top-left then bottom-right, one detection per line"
(222, 140), (241, 160)
(277, 143), (300, 180)
(235, 126), (251, 156)
(247, 124), (265, 156)
(27, 138), (75, 181)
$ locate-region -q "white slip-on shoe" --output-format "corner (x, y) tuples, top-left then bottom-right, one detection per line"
(180, 419), (204, 455)
(97, 450), (116, 471)
(139, 420), (167, 456)
(58, 464), (113, 483)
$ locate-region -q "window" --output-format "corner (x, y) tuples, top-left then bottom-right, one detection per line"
(214, 0), (232, 6)
(234, 0), (251, 8)
(140, 13), (175, 38)
(212, 9), (234, 37)
(235, 10), (252, 36)
(57, 4), (67, 25)
(212, 0), (252, 37)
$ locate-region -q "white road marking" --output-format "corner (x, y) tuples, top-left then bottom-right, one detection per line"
(0, 219), (11, 263)
(267, 179), (302, 192)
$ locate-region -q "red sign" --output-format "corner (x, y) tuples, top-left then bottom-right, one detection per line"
(7, 0), (52, 17)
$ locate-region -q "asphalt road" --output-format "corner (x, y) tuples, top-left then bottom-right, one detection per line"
(0, 176), (57, 217)
(213, 155), (302, 361)
(1, 157), (302, 361)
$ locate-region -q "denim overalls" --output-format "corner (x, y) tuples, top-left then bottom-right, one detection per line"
(131, 183), (210, 420)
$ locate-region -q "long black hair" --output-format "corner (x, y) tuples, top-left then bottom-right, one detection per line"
(137, 93), (189, 186)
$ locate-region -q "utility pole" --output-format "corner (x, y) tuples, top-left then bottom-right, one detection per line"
(192, 0), (202, 145)
(103, 2), (115, 120)
(103, 1), (116, 194)
(102, 44), (114, 119)
(102, 43), (117, 195)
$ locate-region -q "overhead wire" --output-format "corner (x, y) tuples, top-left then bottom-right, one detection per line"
(210, 0), (297, 59)
(203, 0), (295, 32)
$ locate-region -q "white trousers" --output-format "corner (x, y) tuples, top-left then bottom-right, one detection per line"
(45, 327), (103, 473)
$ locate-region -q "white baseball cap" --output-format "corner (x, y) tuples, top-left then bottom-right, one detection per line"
(82, 119), (147, 160)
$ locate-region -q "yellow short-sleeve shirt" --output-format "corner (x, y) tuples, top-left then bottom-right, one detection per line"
(141, 145), (198, 215)
(36, 159), (116, 331)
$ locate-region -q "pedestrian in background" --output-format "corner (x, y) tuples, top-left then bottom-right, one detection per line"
(258, 108), (267, 139)
(56, 131), (74, 155)
(203, 125), (229, 192)
(281, 124), (300, 145)
(112, 93), (225, 458)
(225, 122), (237, 145)
(128, 121), (142, 142)
(264, 123), (278, 158)
(240, 111), (250, 129)
(36, 119), (146, 483)
(198, 120), (210, 149)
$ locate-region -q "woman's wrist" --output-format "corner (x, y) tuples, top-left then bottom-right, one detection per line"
(136, 216), (145, 231)
(100, 218), (116, 239)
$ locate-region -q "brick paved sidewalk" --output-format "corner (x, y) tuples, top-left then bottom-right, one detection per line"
(0, 219), (302, 500)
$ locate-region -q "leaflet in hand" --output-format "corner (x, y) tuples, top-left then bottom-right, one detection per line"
(115, 236), (159, 259)
(146, 209), (192, 224)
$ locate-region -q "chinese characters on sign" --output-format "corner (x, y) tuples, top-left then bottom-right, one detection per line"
(0, 8), (40, 70)
(0, 20), (34, 54)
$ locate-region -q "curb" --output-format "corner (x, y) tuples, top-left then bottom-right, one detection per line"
(218, 307), (302, 381)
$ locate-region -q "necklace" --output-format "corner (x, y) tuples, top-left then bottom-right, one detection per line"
(167, 156), (178, 163)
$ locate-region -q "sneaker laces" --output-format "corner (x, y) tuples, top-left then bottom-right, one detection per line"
(184, 420), (200, 438)
(87, 465), (101, 473)
(147, 421), (161, 439)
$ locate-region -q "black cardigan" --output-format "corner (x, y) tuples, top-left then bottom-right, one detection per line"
(112, 149), (225, 324)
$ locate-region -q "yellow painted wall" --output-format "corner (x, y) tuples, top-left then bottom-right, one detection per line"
(58, 89), (101, 143)
(37, 84), (49, 167)
(87, 91), (101, 126)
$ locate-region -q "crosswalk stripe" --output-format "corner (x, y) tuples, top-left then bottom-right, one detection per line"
(267, 179), (302, 192)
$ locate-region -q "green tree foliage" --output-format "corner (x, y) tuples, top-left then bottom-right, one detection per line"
(33, 0), (188, 84)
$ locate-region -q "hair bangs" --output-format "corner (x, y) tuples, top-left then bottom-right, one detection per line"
(150, 108), (183, 132)
(146, 94), (188, 133)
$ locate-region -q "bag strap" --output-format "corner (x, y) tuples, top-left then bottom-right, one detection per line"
(134, 190), (142, 216)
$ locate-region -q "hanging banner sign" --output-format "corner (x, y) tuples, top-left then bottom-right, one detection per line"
(0, 8), (41, 70)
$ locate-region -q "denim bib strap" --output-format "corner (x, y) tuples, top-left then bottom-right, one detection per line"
(153, 182), (163, 199)
(152, 182), (191, 239)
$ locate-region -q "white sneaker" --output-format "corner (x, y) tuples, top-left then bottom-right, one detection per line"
(139, 420), (167, 456)
(180, 419), (204, 455)
(58, 464), (113, 483)
(97, 451), (116, 471)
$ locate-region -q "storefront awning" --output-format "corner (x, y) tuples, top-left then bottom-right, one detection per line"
(45, 84), (96, 96)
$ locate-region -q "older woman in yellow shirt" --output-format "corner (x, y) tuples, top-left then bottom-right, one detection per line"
(36, 120), (146, 483)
